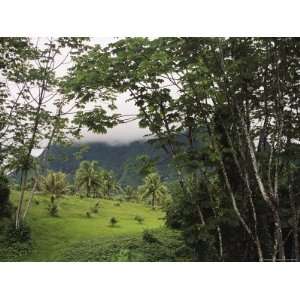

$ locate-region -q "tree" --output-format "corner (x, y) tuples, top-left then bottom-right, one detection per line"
(123, 185), (138, 202)
(139, 173), (169, 209)
(42, 171), (68, 217)
(75, 160), (102, 197)
(100, 170), (119, 198)
(42, 171), (68, 200)
(0, 38), (89, 228)
(62, 37), (300, 261)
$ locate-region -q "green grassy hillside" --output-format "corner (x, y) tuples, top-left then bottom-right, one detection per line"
(4, 192), (165, 261)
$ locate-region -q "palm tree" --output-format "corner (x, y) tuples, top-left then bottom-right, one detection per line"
(101, 170), (120, 198)
(42, 171), (68, 217)
(42, 171), (68, 200)
(123, 185), (138, 202)
(139, 172), (168, 209)
(75, 161), (102, 197)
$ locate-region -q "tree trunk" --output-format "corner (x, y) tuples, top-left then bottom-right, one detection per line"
(15, 170), (28, 229)
(288, 174), (299, 261)
(22, 178), (38, 220)
(151, 193), (155, 209)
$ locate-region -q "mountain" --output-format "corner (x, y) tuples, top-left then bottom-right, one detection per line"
(47, 141), (175, 186)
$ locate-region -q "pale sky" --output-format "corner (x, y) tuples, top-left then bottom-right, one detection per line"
(46, 37), (149, 145)
(78, 37), (149, 145)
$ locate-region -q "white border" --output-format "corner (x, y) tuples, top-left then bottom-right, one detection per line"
(1, 0), (300, 36)
(0, 262), (299, 300)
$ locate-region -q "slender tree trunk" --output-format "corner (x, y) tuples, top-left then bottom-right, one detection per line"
(288, 173), (299, 261)
(151, 193), (155, 209)
(22, 178), (38, 220)
(16, 170), (28, 229)
(216, 225), (224, 261)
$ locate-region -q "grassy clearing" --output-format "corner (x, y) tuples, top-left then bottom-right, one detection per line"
(7, 191), (164, 261)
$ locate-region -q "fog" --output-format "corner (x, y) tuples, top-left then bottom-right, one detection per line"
(80, 91), (150, 145)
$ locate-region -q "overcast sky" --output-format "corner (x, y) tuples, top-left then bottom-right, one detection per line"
(76, 38), (149, 145)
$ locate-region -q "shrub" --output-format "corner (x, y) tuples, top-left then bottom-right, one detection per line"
(4, 222), (32, 244)
(0, 174), (13, 219)
(111, 249), (131, 261)
(47, 197), (59, 217)
(134, 215), (144, 224)
(86, 212), (92, 218)
(114, 202), (121, 207)
(91, 201), (100, 213)
(109, 217), (118, 227)
(62, 228), (194, 262)
(143, 230), (159, 243)
(91, 207), (99, 213)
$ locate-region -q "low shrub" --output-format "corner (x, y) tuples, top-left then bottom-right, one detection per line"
(0, 174), (13, 219)
(91, 201), (100, 213)
(109, 217), (118, 227)
(0, 221), (32, 261)
(134, 215), (144, 224)
(48, 197), (59, 217)
(143, 230), (159, 243)
(4, 222), (32, 243)
(62, 228), (194, 262)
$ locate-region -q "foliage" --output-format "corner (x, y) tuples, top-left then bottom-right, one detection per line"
(109, 217), (118, 227)
(63, 37), (300, 261)
(123, 185), (138, 202)
(62, 228), (194, 262)
(138, 172), (170, 209)
(0, 173), (13, 219)
(47, 197), (59, 217)
(0, 220), (32, 261)
(3, 221), (32, 243)
(75, 160), (102, 197)
(134, 215), (144, 224)
(41, 171), (68, 217)
(42, 171), (68, 199)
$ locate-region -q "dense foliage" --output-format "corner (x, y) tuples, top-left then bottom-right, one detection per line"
(0, 173), (13, 219)
(63, 37), (300, 261)
(62, 228), (193, 262)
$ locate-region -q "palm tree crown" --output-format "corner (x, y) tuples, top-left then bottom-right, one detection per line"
(139, 172), (168, 209)
(42, 171), (68, 199)
(75, 160), (102, 197)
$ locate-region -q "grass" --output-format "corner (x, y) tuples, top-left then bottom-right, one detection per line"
(6, 191), (165, 261)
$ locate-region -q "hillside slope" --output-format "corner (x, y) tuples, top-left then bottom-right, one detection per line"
(48, 141), (175, 185)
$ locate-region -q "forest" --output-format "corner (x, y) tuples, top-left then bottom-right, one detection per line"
(0, 37), (300, 262)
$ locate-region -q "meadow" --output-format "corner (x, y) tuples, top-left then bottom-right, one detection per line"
(4, 191), (165, 261)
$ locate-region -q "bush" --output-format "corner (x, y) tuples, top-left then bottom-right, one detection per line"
(114, 202), (121, 207)
(91, 201), (100, 213)
(109, 217), (118, 227)
(0, 241), (32, 261)
(143, 230), (159, 243)
(86, 211), (92, 218)
(62, 228), (194, 262)
(134, 215), (144, 224)
(0, 174), (13, 219)
(48, 197), (59, 217)
(4, 222), (32, 244)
